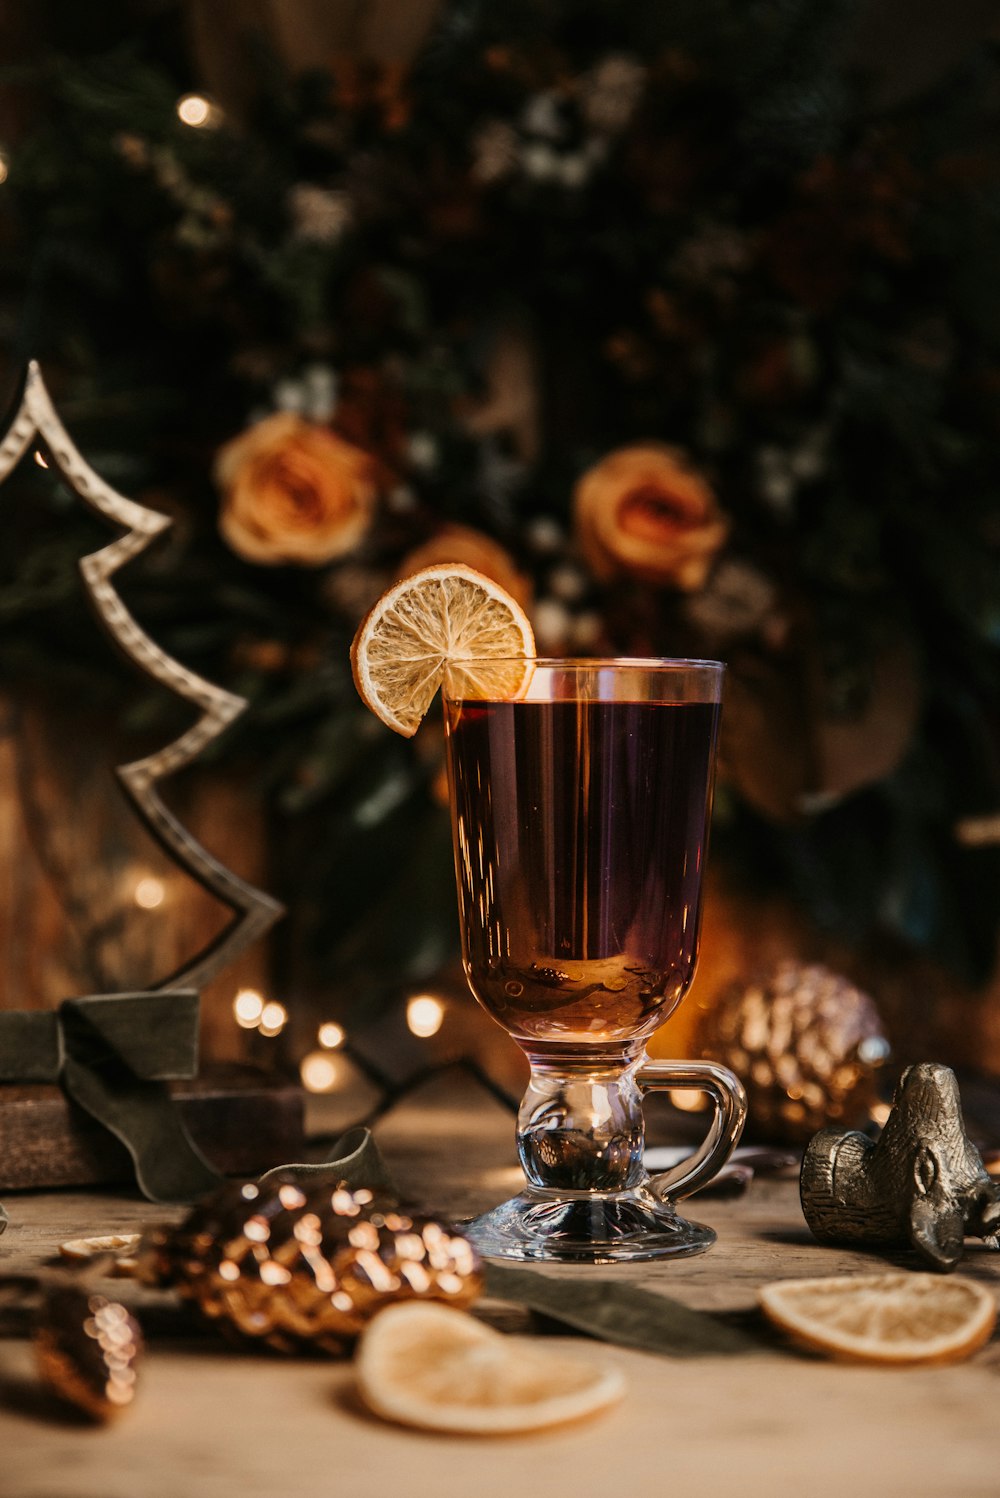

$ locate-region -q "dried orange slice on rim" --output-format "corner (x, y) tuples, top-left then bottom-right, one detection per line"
(759, 1272), (996, 1365)
(355, 1303), (625, 1434)
(350, 564), (535, 737)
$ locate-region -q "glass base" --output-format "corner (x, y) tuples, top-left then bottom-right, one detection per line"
(464, 1182), (716, 1264)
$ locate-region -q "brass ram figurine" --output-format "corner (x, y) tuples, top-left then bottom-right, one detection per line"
(800, 1062), (1000, 1271)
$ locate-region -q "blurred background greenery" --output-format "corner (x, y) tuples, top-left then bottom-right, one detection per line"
(0, 0), (997, 1091)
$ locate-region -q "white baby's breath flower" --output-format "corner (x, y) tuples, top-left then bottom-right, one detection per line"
(756, 446), (797, 515)
(300, 364), (338, 423)
(521, 142), (561, 182)
(532, 598), (573, 650)
(268, 364), (338, 425)
(788, 427), (830, 482)
(526, 517), (565, 555)
(571, 611), (604, 650)
(521, 92), (566, 141)
(273, 378), (306, 414)
(683, 558), (777, 642)
(407, 432), (439, 471)
(548, 563), (588, 603)
(289, 184), (353, 244)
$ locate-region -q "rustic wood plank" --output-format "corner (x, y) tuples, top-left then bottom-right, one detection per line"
(0, 692), (272, 1063)
(2, 1076), (999, 1498)
(0, 1065), (304, 1189)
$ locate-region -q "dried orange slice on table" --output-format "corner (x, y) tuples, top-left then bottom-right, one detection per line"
(759, 1272), (996, 1366)
(350, 564), (535, 736)
(355, 1303), (625, 1434)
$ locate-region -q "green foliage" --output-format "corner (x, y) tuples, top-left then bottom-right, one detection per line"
(0, 0), (997, 1005)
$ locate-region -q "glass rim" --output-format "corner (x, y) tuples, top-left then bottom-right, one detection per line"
(446, 655), (725, 671)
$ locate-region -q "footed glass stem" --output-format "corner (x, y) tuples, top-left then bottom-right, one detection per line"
(465, 1051), (746, 1264)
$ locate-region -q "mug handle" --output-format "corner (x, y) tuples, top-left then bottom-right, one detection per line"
(637, 1058), (748, 1202)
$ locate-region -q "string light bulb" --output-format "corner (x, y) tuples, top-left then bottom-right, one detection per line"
(300, 1051), (340, 1092)
(133, 875), (166, 910)
(233, 988), (265, 1028)
(176, 94), (221, 129)
(318, 1022), (345, 1050)
(0, 155), (9, 185)
(406, 995), (445, 1039)
(258, 1000), (288, 1037)
(670, 1089), (709, 1113)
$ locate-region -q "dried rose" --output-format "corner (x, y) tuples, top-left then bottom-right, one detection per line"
(216, 412), (377, 566)
(396, 525), (532, 610)
(573, 444), (728, 591)
(682, 557), (778, 644)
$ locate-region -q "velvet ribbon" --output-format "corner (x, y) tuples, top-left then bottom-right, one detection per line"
(0, 992), (222, 1205)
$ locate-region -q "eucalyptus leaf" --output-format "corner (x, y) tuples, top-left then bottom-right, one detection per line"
(483, 1263), (760, 1356)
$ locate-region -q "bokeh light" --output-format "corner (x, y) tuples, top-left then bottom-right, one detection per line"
(233, 988), (265, 1028)
(133, 875), (166, 910)
(300, 1051), (340, 1092)
(670, 1089), (709, 1113)
(176, 94), (219, 129)
(258, 1000), (288, 1037)
(406, 994), (445, 1038)
(318, 1022), (345, 1049)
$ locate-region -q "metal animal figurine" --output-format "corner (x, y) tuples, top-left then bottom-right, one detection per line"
(800, 1062), (1000, 1271)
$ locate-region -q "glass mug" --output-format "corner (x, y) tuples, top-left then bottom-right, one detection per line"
(442, 657), (746, 1263)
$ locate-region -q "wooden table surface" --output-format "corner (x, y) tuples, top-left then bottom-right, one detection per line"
(3, 1076), (999, 1498)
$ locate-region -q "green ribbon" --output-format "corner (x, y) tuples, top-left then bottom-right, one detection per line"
(258, 1125), (399, 1197)
(482, 1262), (757, 1355)
(0, 992), (222, 1205)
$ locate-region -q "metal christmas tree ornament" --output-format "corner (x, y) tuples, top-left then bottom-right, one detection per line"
(800, 1062), (1000, 1272)
(0, 362), (286, 1203)
(0, 361), (283, 992)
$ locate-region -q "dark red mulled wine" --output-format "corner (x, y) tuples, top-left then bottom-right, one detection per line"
(444, 696), (719, 1049)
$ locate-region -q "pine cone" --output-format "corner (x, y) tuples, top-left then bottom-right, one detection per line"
(35, 1286), (142, 1422)
(697, 961), (890, 1144)
(139, 1175), (482, 1355)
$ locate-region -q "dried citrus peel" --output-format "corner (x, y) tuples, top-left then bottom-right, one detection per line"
(759, 1272), (996, 1365)
(350, 564), (535, 736)
(355, 1302), (625, 1433)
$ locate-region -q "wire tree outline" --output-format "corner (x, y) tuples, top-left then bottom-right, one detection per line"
(0, 361), (283, 993)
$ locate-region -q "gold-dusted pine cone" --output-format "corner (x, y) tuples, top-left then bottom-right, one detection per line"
(697, 962), (890, 1144)
(35, 1286), (142, 1422)
(138, 1175), (482, 1355)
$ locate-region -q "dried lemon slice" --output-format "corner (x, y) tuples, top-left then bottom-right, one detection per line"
(355, 1303), (625, 1434)
(59, 1234), (142, 1268)
(350, 564), (535, 737)
(759, 1272), (996, 1365)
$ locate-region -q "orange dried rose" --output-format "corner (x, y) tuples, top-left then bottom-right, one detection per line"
(573, 443), (728, 590)
(216, 412), (377, 566)
(396, 525), (532, 609)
